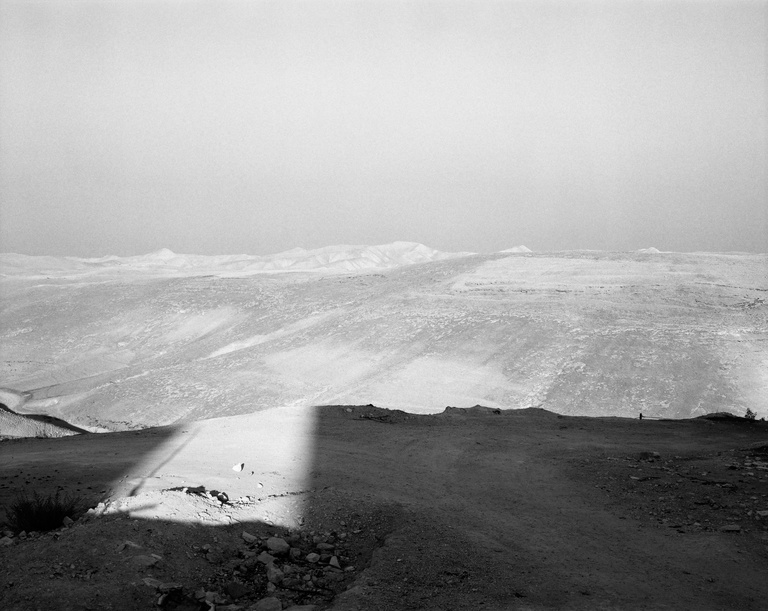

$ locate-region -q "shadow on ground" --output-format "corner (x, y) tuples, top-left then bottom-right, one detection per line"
(1, 405), (768, 610)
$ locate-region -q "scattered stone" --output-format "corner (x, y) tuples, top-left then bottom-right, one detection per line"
(0, 537), (13, 547)
(329, 556), (341, 569)
(266, 537), (290, 555)
(158, 582), (183, 593)
(719, 525), (742, 533)
(128, 554), (161, 568)
(638, 451), (660, 461)
(266, 564), (284, 584)
(756, 510), (768, 518)
(257, 551), (276, 565)
(249, 596), (282, 611)
(116, 540), (141, 552)
(142, 577), (163, 588)
(206, 549), (225, 564)
(205, 591), (228, 604)
(285, 606), (317, 611)
(316, 542), (335, 551)
(306, 553), (320, 564)
(242, 531), (258, 544)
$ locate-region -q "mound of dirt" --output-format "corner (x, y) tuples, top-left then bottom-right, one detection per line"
(0, 403), (84, 439)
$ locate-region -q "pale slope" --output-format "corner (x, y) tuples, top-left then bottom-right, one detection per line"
(1, 248), (766, 431)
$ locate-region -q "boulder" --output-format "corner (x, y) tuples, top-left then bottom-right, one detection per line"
(266, 537), (290, 555)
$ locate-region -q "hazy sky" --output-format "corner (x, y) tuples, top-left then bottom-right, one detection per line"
(1, 0), (765, 256)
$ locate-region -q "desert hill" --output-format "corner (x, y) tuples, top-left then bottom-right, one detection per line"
(0, 241), (473, 277)
(1, 245), (766, 433)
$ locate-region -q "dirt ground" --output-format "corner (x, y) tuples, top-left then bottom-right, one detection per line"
(1, 405), (767, 610)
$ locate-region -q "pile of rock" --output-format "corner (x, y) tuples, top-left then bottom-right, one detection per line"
(160, 529), (359, 610)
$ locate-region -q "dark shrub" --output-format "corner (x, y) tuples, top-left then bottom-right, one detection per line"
(4, 490), (83, 533)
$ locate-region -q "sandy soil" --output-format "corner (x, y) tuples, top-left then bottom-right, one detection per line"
(2, 405), (767, 610)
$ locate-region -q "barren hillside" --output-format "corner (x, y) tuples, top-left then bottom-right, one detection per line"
(1, 247), (766, 433)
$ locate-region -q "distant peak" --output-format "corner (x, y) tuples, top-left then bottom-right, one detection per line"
(149, 248), (177, 259)
(499, 245), (532, 253)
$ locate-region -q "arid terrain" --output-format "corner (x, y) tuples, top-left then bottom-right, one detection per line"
(1, 405), (767, 610)
(1, 246), (766, 433)
(1, 244), (767, 609)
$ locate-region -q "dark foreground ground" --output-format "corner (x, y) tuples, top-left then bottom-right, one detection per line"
(1, 406), (767, 610)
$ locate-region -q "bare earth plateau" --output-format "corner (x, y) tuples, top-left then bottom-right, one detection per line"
(0, 244), (766, 610)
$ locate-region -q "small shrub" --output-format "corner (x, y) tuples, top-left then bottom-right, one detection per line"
(745, 408), (756, 421)
(4, 490), (83, 533)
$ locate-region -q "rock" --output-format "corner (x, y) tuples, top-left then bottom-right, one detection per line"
(206, 591), (228, 604)
(129, 554), (161, 567)
(316, 542), (335, 551)
(284, 606), (317, 611)
(756, 510), (768, 518)
(206, 549), (225, 564)
(266, 564), (284, 584)
(62, 516), (74, 527)
(638, 451), (660, 461)
(233, 463), (245, 472)
(158, 582), (183, 593)
(116, 540), (142, 552)
(0, 537), (13, 547)
(225, 581), (250, 599)
(249, 596), (282, 611)
(242, 531), (258, 544)
(257, 551), (276, 565)
(289, 547), (302, 561)
(142, 577), (163, 588)
(719, 525), (742, 533)
(266, 537), (290, 555)
(329, 556), (341, 569)
(306, 553), (320, 563)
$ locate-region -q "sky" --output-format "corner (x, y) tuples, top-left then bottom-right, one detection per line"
(0, 0), (765, 257)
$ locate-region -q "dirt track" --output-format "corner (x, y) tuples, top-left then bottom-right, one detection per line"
(1, 406), (768, 610)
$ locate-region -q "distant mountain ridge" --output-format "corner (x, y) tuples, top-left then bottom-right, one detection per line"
(0, 241), (476, 276)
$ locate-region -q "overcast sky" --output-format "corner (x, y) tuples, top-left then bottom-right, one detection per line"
(0, 0), (765, 257)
